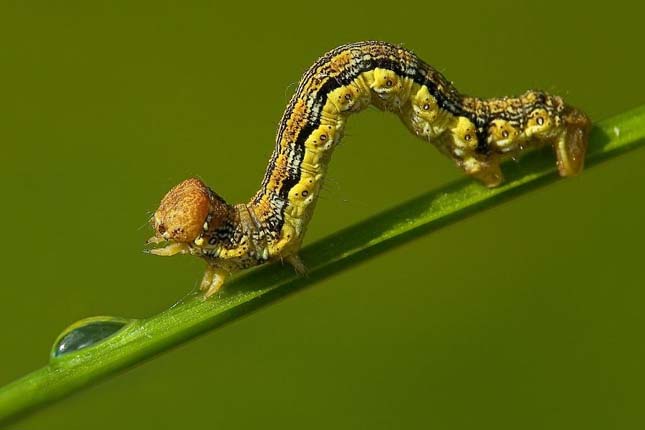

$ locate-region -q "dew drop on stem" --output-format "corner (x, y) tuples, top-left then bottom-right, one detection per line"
(50, 316), (135, 359)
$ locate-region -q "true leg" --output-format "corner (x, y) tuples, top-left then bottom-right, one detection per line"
(200, 265), (228, 298)
(286, 254), (308, 276)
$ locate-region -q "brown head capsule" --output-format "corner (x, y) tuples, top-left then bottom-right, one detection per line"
(148, 178), (232, 257)
(152, 178), (209, 243)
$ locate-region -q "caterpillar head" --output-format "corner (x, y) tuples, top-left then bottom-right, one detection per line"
(147, 178), (231, 256)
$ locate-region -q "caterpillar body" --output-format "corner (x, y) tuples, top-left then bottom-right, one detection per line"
(148, 41), (591, 297)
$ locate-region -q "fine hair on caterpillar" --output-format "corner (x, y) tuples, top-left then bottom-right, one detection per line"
(147, 41), (591, 298)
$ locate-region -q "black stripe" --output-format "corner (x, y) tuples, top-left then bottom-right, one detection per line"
(267, 42), (489, 231)
(276, 78), (338, 202)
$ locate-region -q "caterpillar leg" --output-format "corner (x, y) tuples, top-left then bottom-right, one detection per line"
(554, 108), (591, 176)
(200, 265), (228, 298)
(462, 158), (504, 188)
(147, 241), (190, 256)
(285, 254), (307, 276)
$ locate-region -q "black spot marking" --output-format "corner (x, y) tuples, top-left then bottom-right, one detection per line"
(302, 190), (309, 197)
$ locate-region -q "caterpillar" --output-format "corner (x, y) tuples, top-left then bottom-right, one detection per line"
(147, 41), (591, 297)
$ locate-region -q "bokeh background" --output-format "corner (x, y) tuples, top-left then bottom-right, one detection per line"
(1, 1), (644, 428)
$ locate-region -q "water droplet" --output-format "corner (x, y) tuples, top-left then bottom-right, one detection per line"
(51, 316), (135, 359)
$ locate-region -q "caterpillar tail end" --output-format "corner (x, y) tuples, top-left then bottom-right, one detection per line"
(554, 106), (591, 177)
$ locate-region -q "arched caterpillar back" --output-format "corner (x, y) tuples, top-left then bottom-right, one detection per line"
(147, 41), (591, 297)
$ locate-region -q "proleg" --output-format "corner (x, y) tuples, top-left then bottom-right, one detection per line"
(147, 41), (591, 297)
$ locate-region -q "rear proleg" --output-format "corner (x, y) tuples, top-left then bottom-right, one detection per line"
(553, 106), (591, 177)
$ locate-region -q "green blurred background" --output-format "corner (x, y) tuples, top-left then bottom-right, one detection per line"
(1, 1), (644, 428)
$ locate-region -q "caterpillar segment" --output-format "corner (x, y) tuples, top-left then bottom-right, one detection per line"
(148, 41), (591, 297)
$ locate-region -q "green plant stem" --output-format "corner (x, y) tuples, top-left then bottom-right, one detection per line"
(1, 105), (645, 424)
